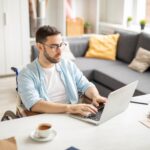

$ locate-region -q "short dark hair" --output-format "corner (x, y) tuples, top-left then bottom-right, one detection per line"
(36, 25), (61, 43)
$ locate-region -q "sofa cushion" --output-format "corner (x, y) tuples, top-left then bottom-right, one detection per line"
(92, 81), (112, 97)
(67, 36), (89, 57)
(31, 45), (38, 61)
(136, 32), (150, 51)
(85, 34), (119, 60)
(93, 69), (143, 95)
(114, 29), (139, 63)
(128, 47), (150, 72)
(74, 57), (150, 94)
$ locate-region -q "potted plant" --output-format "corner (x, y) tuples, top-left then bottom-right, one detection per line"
(127, 16), (133, 27)
(139, 19), (147, 30)
(84, 22), (92, 34)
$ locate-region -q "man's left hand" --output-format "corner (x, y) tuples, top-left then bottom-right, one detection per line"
(92, 95), (108, 107)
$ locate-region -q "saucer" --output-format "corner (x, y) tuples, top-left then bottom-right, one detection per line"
(30, 129), (57, 142)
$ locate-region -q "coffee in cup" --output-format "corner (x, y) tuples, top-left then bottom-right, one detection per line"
(35, 123), (52, 138)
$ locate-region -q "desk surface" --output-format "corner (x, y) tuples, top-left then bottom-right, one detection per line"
(0, 97), (150, 150)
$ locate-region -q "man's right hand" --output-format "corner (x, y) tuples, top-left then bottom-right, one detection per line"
(66, 104), (98, 117)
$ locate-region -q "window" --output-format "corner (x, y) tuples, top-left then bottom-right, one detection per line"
(133, 0), (150, 25)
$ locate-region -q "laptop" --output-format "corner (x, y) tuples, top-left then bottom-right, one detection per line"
(70, 80), (138, 125)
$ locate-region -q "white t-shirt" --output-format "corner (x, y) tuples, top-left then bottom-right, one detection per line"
(42, 65), (68, 103)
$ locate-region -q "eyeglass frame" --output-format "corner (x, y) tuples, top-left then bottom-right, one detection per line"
(40, 42), (67, 51)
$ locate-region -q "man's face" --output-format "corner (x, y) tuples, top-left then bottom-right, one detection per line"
(41, 34), (65, 63)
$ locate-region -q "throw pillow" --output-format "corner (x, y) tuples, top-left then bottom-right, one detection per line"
(114, 30), (139, 63)
(85, 34), (120, 60)
(62, 42), (76, 60)
(128, 47), (150, 72)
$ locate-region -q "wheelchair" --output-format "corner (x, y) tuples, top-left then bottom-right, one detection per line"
(1, 46), (39, 121)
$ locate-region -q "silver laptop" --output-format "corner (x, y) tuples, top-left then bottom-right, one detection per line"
(70, 80), (138, 125)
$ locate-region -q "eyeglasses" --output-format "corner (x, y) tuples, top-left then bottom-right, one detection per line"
(41, 42), (67, 51)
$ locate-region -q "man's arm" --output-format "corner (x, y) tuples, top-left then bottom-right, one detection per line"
(69, 61), (107, 106)
(31, 100), (97, 116)
(85, 86), (108, 106)
(31, 100), (68, 113)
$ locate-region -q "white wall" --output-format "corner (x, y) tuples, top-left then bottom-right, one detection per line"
(100, 0), (106, 22)
(106, 0), (125, 24)
(46, 0), (66, 35)
(46, 0), (58, 26)
(88, 0), (100, 33)
(72, 0), (88, 20)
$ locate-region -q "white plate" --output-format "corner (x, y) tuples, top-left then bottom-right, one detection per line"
(30, 129), (57, 142)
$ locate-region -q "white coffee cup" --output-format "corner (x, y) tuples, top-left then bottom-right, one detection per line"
(35, 123), (52, 138)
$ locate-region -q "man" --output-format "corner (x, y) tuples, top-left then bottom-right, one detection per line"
(18, 25), (107, 116)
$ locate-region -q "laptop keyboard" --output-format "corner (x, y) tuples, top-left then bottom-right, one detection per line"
(84, 104), (104, 121)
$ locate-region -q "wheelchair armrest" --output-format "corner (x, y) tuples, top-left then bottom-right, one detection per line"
(1, 111), (19, 121)
(16, 104), (40, 117)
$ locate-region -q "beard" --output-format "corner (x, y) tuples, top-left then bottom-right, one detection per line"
(43, 49), (60, 63)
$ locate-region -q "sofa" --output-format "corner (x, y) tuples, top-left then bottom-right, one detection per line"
(31, 29), (150, 97)
(66, 29), (150, 97)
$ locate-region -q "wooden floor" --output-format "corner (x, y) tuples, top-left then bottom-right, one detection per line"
(0, 76), (17, 120)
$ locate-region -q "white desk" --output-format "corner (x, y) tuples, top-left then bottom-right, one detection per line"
(0, 97), (150, 150)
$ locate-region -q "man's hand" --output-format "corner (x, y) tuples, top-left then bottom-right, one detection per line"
(85, 86), (108, 107)
(92, 95), (108, 107)
(67, 104), (98, 117)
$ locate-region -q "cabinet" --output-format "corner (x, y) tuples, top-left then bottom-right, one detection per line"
(0, 0), (30, 75)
